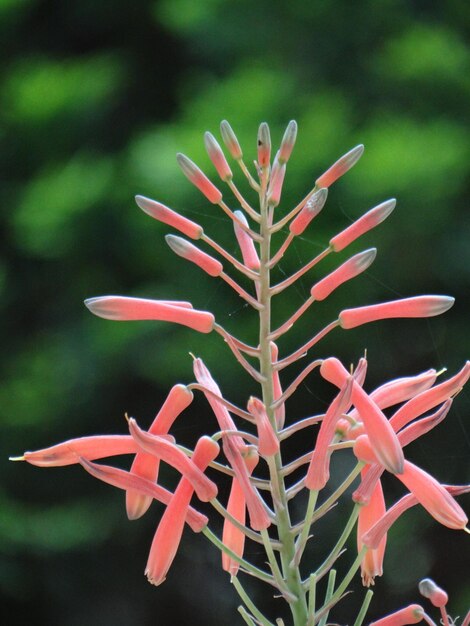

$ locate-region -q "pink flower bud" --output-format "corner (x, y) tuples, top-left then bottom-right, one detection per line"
(369, 605), (424, 626)
(357, 471), (387, 586)
(270, 342), (285, 429)
(204, 131), (233, 181)
(311, 248), (376, 301)
(330, 199), (396, 252)
(220, 120), (243, 160)
(176, 153), (222, 204)
(321, 358), (404, 474)
(267, 163), (286, 207)
(339, 295), (455, 329)
(316, 144), (364, 188)
(165, 234), (223, 277)
(418, 579), (448, 608)
(247, 397), (279, 457)
(135, 195), (203, 240)
(289, 188), (328, 236)
(85, 296), (215, 333)
(257, 122), (271, 167)
(278, 120), (297, 164)
(233, 211), (260, 270)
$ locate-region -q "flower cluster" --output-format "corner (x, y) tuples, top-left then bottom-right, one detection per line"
(13, 121), (468, 626)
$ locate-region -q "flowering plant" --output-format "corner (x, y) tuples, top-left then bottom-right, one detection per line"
(13, 121), (469, 626)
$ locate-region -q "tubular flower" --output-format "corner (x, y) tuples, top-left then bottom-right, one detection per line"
(369, 605), (424, 626)
(357, 469), (386, 587)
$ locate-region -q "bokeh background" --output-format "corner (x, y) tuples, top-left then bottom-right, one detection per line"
(1, 0), (469, 624)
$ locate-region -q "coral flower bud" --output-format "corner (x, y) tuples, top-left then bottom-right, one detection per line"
(176, 153), (223, 204)
(135, 195), (203, 240)
(311, 248), (376, 301)
(247, 397), (279, 457)
(85, 296), (215, 333)
(127, 384), (193, 520)
(330, 199), (396, 252)
(278, 120), (298, 164)
(321, 358), (404, 474)
(339, 295), (455, 329)
(316, 144), (364, 188)
(357, 471), (387, 586)
(165, 235), (223, 277)
(418, 579), (448, 608)
(267, 163), (286, 206)
(369, 605), (424, 626)
(204, 131), (233, 181)
(220, 120), (243, 160)
(233, 210), (260, 270)
(145, 436), (220, 586)
(289, 188), (328, 236)
(257, 122), (271, 167)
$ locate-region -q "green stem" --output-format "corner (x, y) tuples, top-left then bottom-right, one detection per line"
(318, 569), (336, 626)
(353, 590), (374, 626)
(232, 575), (275, 626)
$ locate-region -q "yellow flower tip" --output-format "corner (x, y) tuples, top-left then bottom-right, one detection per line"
(9, 455), (25, 462)
(124, 412), (131, 423)
(188, 352), (197, 361)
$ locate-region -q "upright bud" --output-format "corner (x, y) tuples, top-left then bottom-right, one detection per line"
(278, 120), (298, 164)
(267, 163), (286, 206)
(220, 120), (243, 160)
(257, 122), (271, 168)
(204, 132), (232, 181)
(289, 188), (328, 236)
(165, 235), (223, 277)
(233, 211), (260, 270)
(311, 248), (376, 301)
(135, 196), (203, 240)
(418, 579), (448, 608)
(247, 397), (279, 457)
(330, 199), (396, 252)
(176, 153), (222, 204)
(316, 144), (364, 188)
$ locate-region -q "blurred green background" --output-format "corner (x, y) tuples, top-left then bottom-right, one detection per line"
(1, 0), (469, 624)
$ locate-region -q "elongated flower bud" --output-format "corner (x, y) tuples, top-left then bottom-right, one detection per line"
(369, 605), (424, 626)
(233, 210), (260, 270)
(311, 248), (376, 301)
(270, 342), (285, 429)
(321, 358), (404, 474)
(247, 397), (279, 456)
(176, 153), (222, 204)
(145, 436), (220, 586)
(316, 144), (364, 188)
(85, 296), (215, 333)
(129, 418), (217, 502)
(79, 458), (207, 532)
(220, 120), (243, 160)
(127, 384), (194, 520)
(204, 132), (232, 181)
(330, 199), (396, 252)
(166, 235), (223, 277)
(289, 188), (328, 236)
(267, 163), (286, 206)
(257, 122), (271, 168)
(339, 295), (455, 329)
(278, 120), (297, 164)
(418, 579), (448, 608)
(357, 471), (387, 587)
(135, 195), (203, 240)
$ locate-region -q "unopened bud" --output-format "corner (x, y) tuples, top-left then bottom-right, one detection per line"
(220, 120), (243, 160)
(165, 235), (223, 277)
(418, 579), (448, 608)
(257, 122), (271, 168)
(278, 120), (297, 164)
(289, 188), (328, 235)
(311, 248), (376, 301)
(233, 211), (260, 270)
(267, 163), (286, 207)
(330, 199), (395, 252)
(135, 196), (203, 240)
(204, 132), (232, 181)
(316, 144), (364, 188)
(176, 153), (222, 204)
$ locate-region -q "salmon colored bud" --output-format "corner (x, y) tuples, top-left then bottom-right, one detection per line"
(176, 153), (222, 204)
(289, 188), (328, 236)
(357, 470), (387, 586)
(127, 384), (194, 520)
(257, 122), (271, 167)
(233, 211), (260, 270)
(135, 195), (203, 240)
(220, 120), (243, 160)
(321, 358), (404, 474)
(85, 296), (215, 333)
(270, 342), (285, 429)
(247, 397), (279, 457)
(145, 435), (219, 586)
(278, 120), (297, 164)
(165, 235), (223, 277)
(330, 199), (396, 252)
(267, 163), (286, 206)
(418, 579), (448, 608)
(339, 295), (455, 329)
(204, 131), (233, 181)
(369, 605), (424, 626)
(20, 435), (138, 467)
(311, 248), (376, 301)
(316, 144), (364, 188)
(353, 434), (379, 465)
